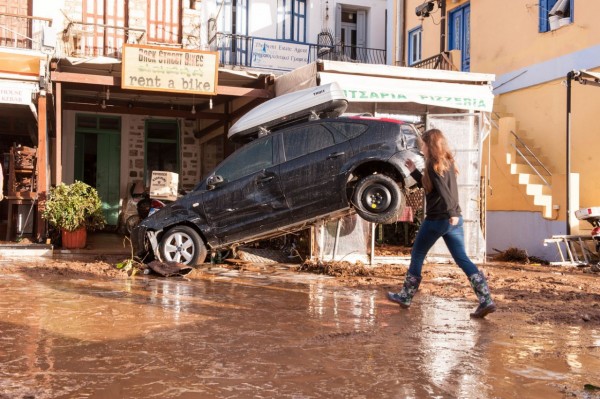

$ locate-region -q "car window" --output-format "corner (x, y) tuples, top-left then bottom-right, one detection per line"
(282, 124), (336, 161)
(214, 137), (273, 182)
(325, 122), (368, 140)
(402, 125), (420, 149)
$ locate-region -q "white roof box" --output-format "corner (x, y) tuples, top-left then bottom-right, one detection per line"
(228, 82), (348, 142)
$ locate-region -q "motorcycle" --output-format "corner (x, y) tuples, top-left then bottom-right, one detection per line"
(121, 181), (166, 235)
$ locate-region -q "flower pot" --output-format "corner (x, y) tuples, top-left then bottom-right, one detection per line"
(549, 15), (560, 31)
(558, 17), (571, 27)
(62, 226), (87, 249)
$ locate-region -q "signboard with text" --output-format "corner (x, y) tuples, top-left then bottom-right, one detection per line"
(122, 44), (219, 95)
(0, 82), (35, 105)
(250, 38), (309, 71)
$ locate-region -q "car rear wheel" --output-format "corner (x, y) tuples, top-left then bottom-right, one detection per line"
(352, 174), (405, 224)
(159, 226), (207, 265)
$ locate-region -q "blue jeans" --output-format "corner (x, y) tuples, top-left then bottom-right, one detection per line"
(408, 216), (479, 278)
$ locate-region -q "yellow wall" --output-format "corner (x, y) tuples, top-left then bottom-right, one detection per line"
(472, 1), (600, 75)
(404, 1), (600, 228)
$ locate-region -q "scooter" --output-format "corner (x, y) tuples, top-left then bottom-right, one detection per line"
(121, 181), (166, 234)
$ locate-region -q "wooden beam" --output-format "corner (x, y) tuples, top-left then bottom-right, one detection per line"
(36, 93), (47, 241)
(193, 98), (267, 140)
(63, 102), (227, 120)
(51, 71), (273, 98)
(51, 71), (118, 86)
(55, 83), (62, 184)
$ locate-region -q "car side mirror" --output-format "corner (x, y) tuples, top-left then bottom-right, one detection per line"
(207, 175), (224, 190)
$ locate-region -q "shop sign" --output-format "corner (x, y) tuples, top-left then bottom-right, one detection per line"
(251, 38), (309, 71)
(0, 82), (34, 105)
(122, 44), (218, 95)
(319, 72), (494, 112)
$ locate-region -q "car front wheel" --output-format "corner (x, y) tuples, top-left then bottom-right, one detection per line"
(159, 226), (207, 265)
(352, 174), (405, 224)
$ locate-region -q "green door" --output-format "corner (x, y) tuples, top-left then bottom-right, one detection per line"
(74, 115), (121, 226)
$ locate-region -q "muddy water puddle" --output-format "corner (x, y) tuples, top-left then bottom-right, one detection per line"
(0, 269), (599, 398)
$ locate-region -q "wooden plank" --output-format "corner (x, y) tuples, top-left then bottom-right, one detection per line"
(52, 71), (272, 98)
(63, 102), (226, 120)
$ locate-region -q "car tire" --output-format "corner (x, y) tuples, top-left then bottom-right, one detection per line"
(352, 174), (405, 224)
(159, 226), (207, 265)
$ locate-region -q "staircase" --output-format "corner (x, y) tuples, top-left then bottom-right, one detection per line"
(499, 117), (554, 219)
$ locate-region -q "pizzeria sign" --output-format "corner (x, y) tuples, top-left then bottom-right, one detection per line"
(122, 44), (219, 95)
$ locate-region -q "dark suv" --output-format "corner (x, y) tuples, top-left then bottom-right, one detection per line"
(132, 116), (424, 265)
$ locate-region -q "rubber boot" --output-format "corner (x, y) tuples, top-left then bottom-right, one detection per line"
(387, 272), (422, 308)
(468, 271), (496, 318)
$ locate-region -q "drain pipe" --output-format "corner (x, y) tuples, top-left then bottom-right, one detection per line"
(566, 71), (574, 235)
(439, 0), (446, 53)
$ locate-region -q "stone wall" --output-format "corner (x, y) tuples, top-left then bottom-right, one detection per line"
(180, 119), (201, 190)
(127, 115), (146, 184)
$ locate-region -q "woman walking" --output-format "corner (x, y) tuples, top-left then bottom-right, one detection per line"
(387, 128), (496, 318)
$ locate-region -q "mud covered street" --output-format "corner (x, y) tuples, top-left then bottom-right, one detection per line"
(1, 257), (600, 398)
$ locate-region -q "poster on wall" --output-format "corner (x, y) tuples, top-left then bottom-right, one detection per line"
(122, 44), (219, 95)
(251, 38), (309, 71)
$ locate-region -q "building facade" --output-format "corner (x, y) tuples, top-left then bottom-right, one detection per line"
(0, 0), (390, 240)
(401, 0), (599, 260)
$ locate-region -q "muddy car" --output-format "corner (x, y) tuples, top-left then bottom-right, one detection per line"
(132, 116), (424, 265)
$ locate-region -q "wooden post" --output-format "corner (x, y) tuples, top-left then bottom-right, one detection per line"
(36, 92), (47, 241)
(55, 82), (62, 184)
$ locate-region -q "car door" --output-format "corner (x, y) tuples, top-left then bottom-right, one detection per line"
(278, 123), (351, 220)
(201, 136), (287, 244)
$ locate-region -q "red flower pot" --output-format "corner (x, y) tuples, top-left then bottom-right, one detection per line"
(61, 226), (87, 249)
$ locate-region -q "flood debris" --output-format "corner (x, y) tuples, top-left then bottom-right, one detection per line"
(297, 260), (375, 277)
(492, 247), (549, 265)
(147, 260), (193, 277)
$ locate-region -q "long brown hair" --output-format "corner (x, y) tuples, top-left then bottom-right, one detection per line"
(420, 129), (458, 193)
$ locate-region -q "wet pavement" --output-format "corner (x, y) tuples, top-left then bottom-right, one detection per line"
(1, 266), (599, 398)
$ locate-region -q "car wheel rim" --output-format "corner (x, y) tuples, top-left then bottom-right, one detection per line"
(362, 184), (392, 213)
(164, 232), (195, 263)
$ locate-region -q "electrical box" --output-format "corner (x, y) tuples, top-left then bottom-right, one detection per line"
(149, 171), (179, 201)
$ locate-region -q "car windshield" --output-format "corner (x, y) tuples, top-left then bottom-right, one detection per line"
(213, 136), (274, 183)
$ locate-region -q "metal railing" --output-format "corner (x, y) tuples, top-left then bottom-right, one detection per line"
(0, 12), (52, 51)
(62, 21), (146, 58)
(509, 130), (552, 186)
(212, 33), (386, 68)
(409, 51), (457, 71)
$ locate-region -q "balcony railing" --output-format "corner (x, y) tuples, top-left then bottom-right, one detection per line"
(62, 21), (146, 59)
(213, 33), (386, 69)
(409, 51), (457, 71)
(0, 12), (52, 51)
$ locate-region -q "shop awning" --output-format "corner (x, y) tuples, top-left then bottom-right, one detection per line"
(275, 60), (495, 112)
(319, 72), (494, 112)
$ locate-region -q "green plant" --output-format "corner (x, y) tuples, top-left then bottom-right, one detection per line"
(42, 181), (106, 232)
(116, 236), (142, 276)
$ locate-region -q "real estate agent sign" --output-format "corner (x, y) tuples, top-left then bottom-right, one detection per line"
(251, 38), (309, 71)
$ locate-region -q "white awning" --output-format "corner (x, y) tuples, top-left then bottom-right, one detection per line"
(319, 72), (495, 112)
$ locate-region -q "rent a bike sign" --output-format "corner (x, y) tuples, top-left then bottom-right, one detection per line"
(121, 44), (219, 95)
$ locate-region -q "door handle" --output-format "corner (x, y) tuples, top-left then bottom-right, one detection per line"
(327, 151), (345, 159)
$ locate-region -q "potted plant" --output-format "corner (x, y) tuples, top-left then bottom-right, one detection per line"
(42, 181), (106, 249)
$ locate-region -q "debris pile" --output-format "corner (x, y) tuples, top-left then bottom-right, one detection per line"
(297, 260), (374, 277)
(492, 247), (549, 265)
